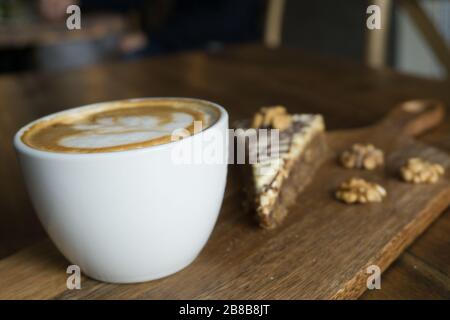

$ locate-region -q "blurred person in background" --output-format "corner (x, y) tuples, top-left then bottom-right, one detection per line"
(39, 0), (264, 58)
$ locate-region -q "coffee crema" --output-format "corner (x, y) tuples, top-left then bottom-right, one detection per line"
(22, 99), (220, 153)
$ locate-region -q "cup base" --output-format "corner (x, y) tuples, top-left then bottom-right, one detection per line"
(81, 254), (199, 284)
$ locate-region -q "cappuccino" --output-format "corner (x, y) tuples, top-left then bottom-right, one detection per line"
(14, 98), (228, 283)
(22, 98), (220, 153)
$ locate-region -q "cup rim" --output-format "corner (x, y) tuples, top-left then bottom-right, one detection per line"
(14, 97), (228, 159)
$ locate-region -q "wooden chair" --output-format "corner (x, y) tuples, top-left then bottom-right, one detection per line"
(365, 0), (449, 77)
(263, 0), (449, 79)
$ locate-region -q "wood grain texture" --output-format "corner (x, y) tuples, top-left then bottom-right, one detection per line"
(0, 45), (449, 299)
(0, 240), (71, 299)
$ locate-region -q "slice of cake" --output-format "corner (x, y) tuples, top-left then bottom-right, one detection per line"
(235, 106), (327, 229)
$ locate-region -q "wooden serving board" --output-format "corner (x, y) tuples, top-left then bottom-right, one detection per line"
(0, 100), (449, 299)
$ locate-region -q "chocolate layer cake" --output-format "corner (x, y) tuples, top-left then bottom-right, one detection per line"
(236, 113), (327, 229)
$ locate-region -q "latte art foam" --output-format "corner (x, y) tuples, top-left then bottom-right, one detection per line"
(22, 99), (220, 153)
(59, 112), (195, 149)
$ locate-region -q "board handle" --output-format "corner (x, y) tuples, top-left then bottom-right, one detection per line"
(380, 99), (445, 137)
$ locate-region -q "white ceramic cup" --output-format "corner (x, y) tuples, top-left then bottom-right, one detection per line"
(14, 98), (228, 283)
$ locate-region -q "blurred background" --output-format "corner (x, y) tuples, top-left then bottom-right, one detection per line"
(0, 0), (448, 80)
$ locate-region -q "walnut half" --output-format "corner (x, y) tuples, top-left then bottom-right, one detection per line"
(400, 158), (445, 184)
(335, 177), (387, 204)
(251, 105), (292, 130)
(340, 143), (384, 170)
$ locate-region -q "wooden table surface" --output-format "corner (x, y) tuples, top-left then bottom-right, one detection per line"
(0, 45), (449, 299)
